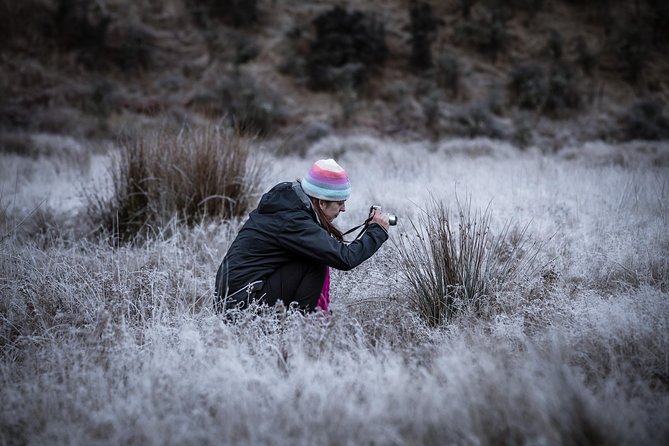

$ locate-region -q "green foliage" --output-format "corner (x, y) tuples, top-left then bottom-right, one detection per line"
(87, 125), (264, 243)
(618, 98), (669, 141)
(306, 6), (387, 91)
(396, 198), (540, 326)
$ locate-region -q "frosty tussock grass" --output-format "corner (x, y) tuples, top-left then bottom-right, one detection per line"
(1, 135), (668, 445)
(395, 196), (543, 326)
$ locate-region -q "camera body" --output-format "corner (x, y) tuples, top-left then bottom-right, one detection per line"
(370, 205), (398, 226)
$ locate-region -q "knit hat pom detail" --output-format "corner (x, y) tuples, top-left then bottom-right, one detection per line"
(301, 159), (351, 201)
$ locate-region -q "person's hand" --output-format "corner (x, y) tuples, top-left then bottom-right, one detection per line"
(370, 207), (390, 231)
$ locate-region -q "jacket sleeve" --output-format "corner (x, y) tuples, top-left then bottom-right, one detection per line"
(276, 213), (388, 271)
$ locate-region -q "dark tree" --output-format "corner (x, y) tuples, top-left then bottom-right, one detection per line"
(408, 1), (441, 70)
(306, 7), (387, 91)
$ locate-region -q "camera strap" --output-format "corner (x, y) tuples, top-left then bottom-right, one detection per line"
(342, 215), (374, 241)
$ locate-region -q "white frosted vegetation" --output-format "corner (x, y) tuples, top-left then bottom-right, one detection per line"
(1, 136), (668, 445)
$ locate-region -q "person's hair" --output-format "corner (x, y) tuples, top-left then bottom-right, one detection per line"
(310, 197), (344, 241)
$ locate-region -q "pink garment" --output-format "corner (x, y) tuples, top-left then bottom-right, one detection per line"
(316, 266), (330, 312)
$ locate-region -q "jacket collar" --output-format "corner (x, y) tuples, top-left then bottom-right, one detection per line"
(293, 180), (320, 225)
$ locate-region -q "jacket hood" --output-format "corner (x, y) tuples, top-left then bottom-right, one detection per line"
(257, 181), (314, 215)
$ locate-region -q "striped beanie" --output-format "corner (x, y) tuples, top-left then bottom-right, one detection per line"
(301, 159), (351, 201)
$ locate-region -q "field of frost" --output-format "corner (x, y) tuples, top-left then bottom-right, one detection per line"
(1, 135), (668, 445)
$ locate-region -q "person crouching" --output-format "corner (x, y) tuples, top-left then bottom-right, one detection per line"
(214, 158), (391, 313)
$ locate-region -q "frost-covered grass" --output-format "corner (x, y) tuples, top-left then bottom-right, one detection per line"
(1, 136), (668, 445)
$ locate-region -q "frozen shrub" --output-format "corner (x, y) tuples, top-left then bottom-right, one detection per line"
(395, 198), (540, 326)
(618, 98), (669, 141)
(306, 6), (387, 91)
(87, 125), (264, 243)
(408, 1), (441, 70)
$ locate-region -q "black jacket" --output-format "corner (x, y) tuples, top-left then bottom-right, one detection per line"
(215, 181), (388, 298)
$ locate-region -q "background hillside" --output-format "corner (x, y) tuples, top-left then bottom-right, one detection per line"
(2, 0), (668, 153)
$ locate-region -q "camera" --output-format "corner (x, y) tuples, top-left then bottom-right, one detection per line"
(370, 205), (398, 226)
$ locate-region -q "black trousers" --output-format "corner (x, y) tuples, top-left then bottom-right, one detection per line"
(220, 260), (326, 312)
(258, 260), (326, 311)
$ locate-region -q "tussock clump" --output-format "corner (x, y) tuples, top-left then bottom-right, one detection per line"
(395, 198), (540, 326)
(87, 125), (263, 243)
